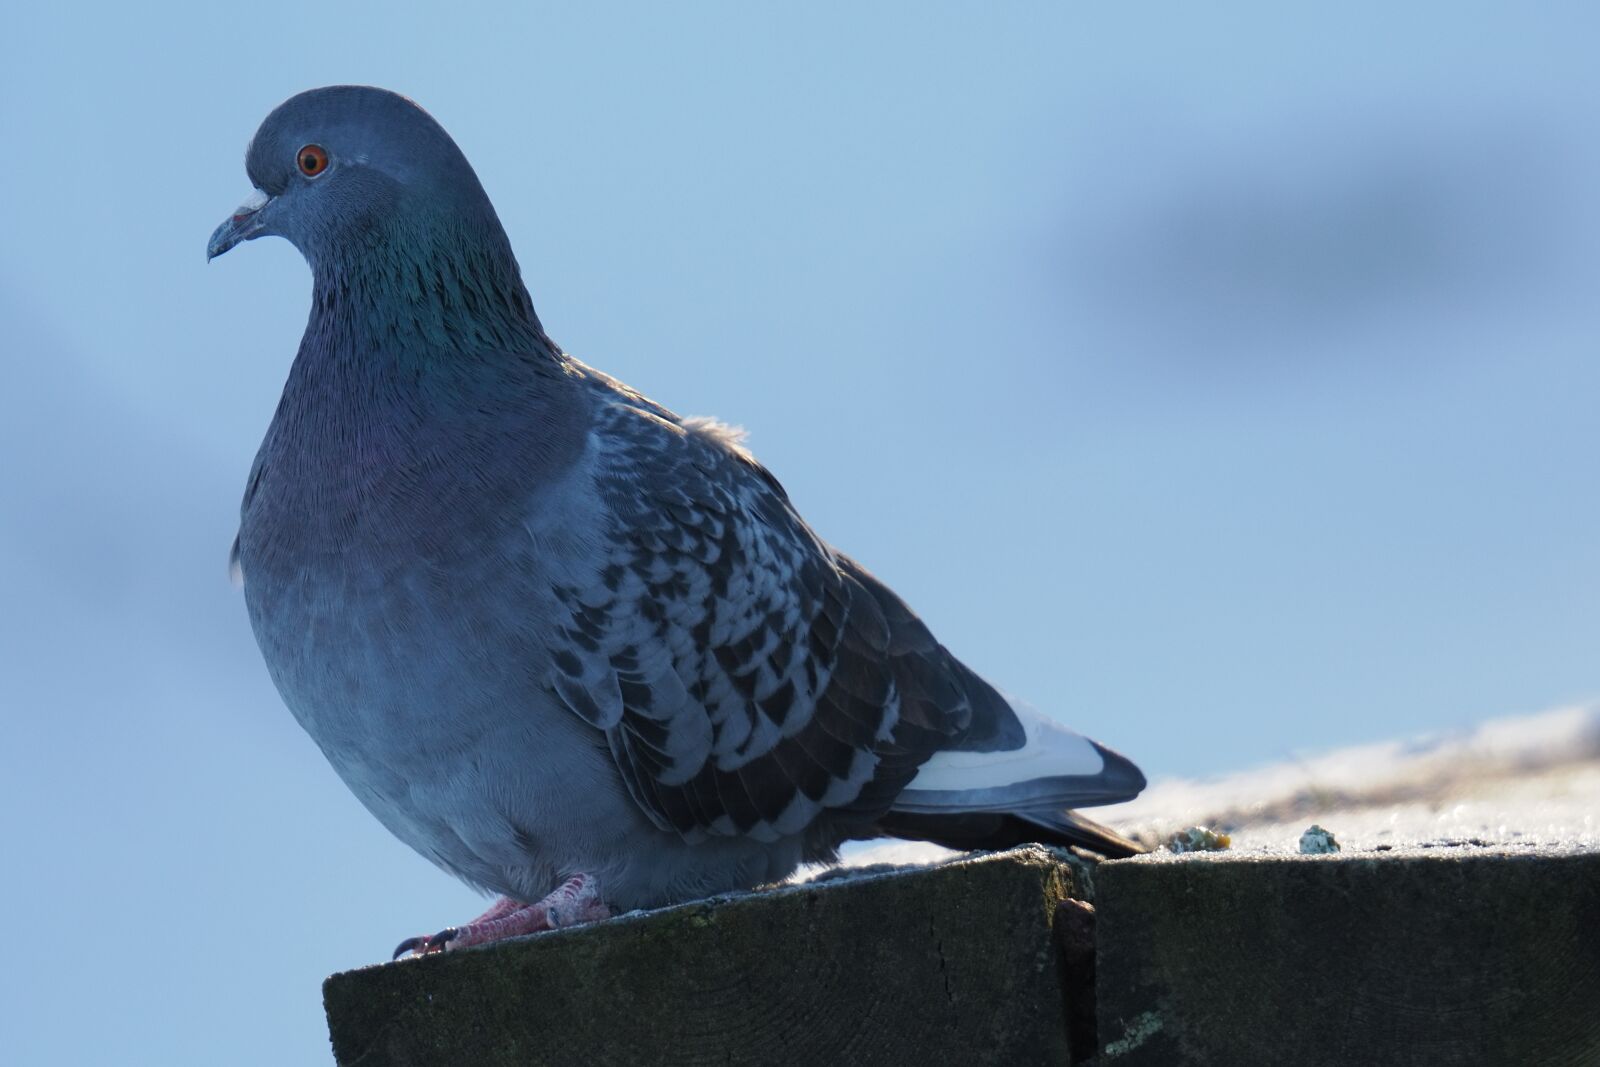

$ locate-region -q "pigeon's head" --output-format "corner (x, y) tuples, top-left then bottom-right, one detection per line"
(207, 86), (499, 266)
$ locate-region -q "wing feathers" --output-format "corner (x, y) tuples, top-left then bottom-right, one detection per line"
(540, 381), (1142, 848)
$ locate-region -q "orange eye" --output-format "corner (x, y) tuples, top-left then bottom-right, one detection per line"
(297, 144), (329, 177)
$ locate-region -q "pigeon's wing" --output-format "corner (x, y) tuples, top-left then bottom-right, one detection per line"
(543, 397), (973, 843)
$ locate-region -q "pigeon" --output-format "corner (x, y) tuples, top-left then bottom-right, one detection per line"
(208, 86), (1146, 958)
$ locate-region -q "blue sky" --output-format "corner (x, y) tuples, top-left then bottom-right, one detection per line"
(4, 4), (1598, 1063)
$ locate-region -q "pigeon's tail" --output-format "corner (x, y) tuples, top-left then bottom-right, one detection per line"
(830, 555), (1146, 857)
(878, 661), (1149, 858)
(876, 807), (1146, 858)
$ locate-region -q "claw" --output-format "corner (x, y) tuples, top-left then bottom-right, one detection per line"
(392, 936), (428, 960)
(391, 927), (457, 959)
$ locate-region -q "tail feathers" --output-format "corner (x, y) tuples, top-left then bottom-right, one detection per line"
(892, 732), (1147, 815)
(875, 807), (1147, 858)
(880, 703), (1147, 857)
(1013, 808), (1147, 857)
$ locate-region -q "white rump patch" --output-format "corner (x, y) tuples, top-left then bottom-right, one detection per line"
(906, 709), (1104, 793)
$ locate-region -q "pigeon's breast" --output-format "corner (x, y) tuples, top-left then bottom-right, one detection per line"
(232, 415), (637, 893)
(241, 497), (542, 761)
(234, 402), (604, 784)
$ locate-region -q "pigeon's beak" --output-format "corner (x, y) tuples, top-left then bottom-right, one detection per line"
(207, 189), (273, 261)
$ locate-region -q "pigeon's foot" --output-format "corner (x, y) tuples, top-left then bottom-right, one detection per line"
(393, 873), (611, 959)
(392, 895), (525, 958)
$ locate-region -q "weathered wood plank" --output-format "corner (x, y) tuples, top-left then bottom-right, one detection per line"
(1095, 845), (1600, 1065)
(324, 847), (1086, 1066)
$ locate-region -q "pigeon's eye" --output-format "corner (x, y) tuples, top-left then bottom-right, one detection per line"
(297, 144), (329, 178)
